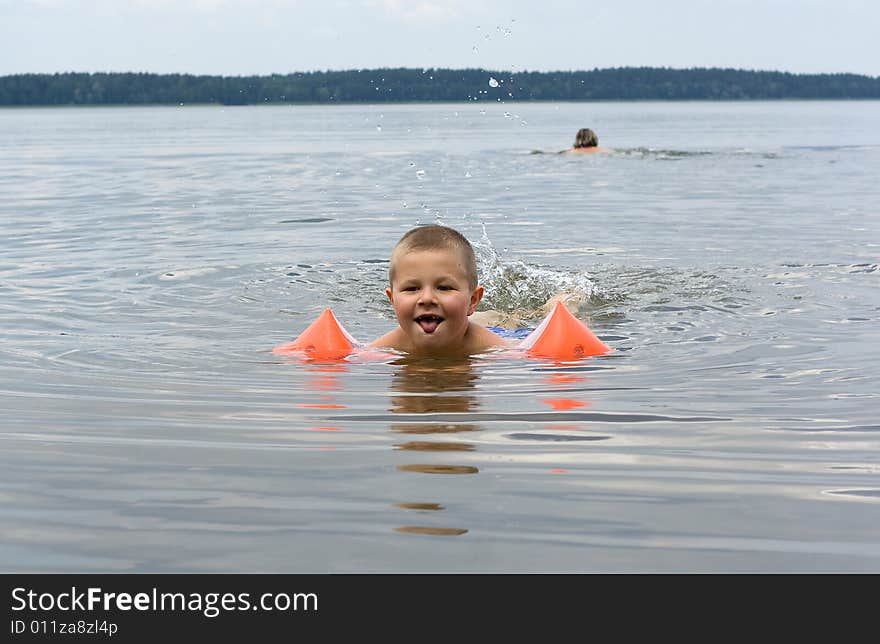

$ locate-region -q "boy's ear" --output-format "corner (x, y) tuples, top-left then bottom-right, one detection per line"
(467, 285), (484, 315)
(385, 286), (394, 305)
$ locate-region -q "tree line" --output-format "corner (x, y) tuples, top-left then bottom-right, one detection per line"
(1, 67), (878, 106)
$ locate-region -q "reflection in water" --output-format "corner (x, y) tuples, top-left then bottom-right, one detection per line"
(542, 398), (590, 410)
(300, 363), (348, 435)
(390, 424), (477, 435)
(303, 363), (347, 390)
(387, 359), (602, 536)
(390, 358), (480, 413)
(390, 357), (480, 536)
(397, 464), (480, 474)
(394, 441), (475, 452)
(545, 373), (587, 386)
(394, 526), (469, 536)
(539, 371), (592, 424)
(396, 503), (444, 511)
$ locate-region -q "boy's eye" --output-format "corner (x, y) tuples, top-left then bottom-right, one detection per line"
(437, 285), (453, 290)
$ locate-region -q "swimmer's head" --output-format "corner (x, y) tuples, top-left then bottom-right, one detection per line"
(389, 224), (479, 291)
(574, 128), (599, 149)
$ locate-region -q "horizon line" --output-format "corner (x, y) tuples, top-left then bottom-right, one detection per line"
(3, 66), (878, 80)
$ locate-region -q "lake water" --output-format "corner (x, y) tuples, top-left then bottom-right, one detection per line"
(1, 100), (878, 572)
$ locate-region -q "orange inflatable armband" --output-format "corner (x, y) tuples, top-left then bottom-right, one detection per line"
(273, 308), (359, 360)
(518, 301), (611, 360)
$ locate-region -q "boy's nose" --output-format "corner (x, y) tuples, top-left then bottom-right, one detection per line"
(418, 287), (437, 303)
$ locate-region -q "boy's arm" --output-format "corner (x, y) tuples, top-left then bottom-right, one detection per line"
(367, 327), (405, 350)
(466, 321), (512, 351)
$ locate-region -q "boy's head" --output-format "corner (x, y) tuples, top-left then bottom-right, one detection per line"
(385, 224), (484, 355)
(389, 224), (479, 291)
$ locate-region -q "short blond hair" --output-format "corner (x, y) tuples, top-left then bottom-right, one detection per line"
(389, 224), (478, 290)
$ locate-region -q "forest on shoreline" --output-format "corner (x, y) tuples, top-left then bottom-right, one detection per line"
(2, 67), (879, 106)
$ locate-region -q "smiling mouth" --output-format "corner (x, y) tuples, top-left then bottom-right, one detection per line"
(415, 314), (444, 334)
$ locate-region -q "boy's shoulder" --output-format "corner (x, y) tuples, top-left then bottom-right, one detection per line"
(367, 327), (406, 351)
(465, 321), (511, 352)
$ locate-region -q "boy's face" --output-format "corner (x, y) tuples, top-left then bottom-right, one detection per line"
(386, 248), (483, 355)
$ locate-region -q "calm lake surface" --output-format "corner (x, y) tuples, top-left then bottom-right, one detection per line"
(1, 100), (878, 572)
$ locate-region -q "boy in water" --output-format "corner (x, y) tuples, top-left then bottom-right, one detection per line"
(368, 224), (509, 358)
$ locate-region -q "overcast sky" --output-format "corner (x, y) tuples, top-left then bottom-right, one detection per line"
(2, 0), (878, 77)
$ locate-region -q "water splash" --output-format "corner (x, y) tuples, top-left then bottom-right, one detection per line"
(616, 147), (714, 160)
(472, 226), (608, 315)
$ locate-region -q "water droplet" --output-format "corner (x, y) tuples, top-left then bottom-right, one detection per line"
(465, 171), (472, 178)
(376, 125), (382, 132)
(503, 111), (512, 118)
(403, 201), (408, 208)
(416, 169), (426, 179)
(472, 46), (478, 53)
(488, 77), (499, 88)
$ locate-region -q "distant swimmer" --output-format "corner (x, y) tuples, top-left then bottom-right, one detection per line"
(561, 128), (611, 154)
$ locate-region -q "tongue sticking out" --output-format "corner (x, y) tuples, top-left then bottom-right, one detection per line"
(417, 317), (441, 334)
